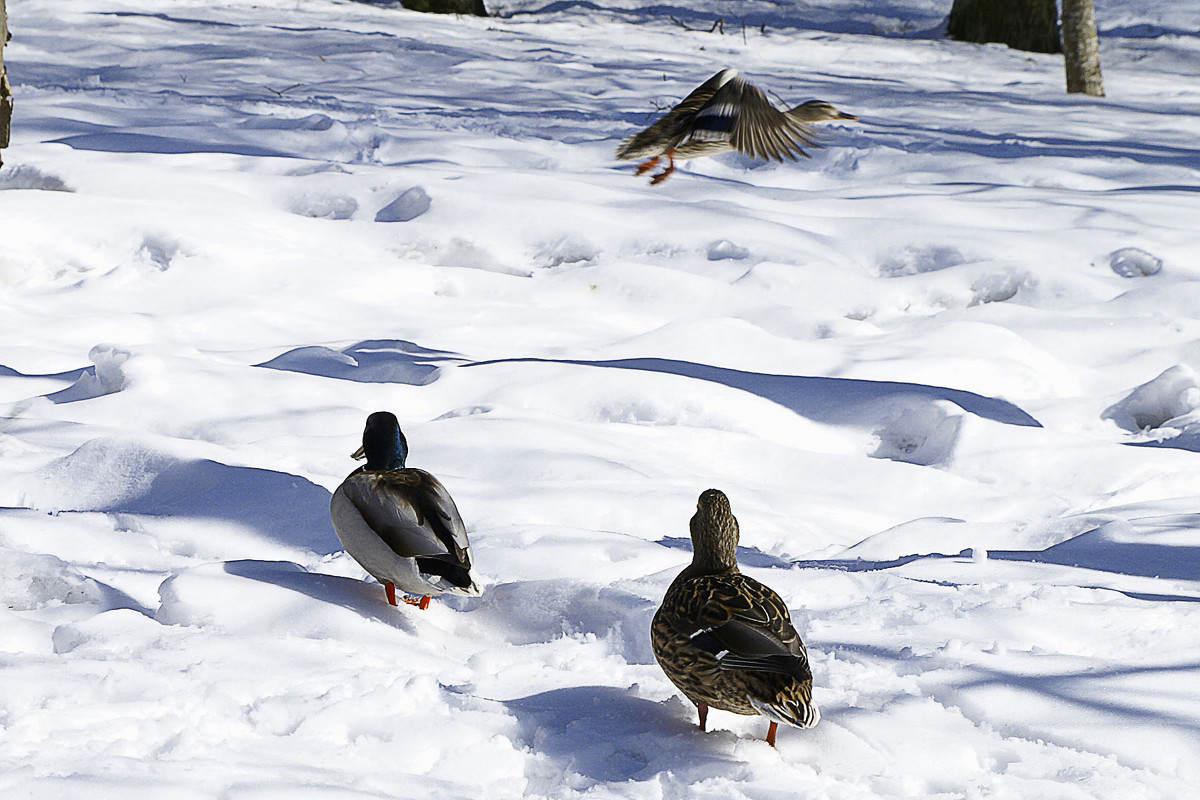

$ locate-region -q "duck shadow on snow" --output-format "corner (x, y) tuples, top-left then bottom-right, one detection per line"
(501, 686), (731, 783)
(222, 559), (416, 630)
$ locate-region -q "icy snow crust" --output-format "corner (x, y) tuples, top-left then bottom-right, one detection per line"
(2, 0), (1200, 797)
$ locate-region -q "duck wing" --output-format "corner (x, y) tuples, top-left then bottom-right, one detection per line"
(674, 574), (811, 682)
(339, 468), (471, 567)
(615, 69), (732, 160)
(695, 76), (821, 162)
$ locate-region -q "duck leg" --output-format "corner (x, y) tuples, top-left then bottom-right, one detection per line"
(765, 721), (778, 748)
(634, 155), (660, 176)
(696, 701), (709, 732)
(384, 582), (398, 606)
(649, 148), (676, 185)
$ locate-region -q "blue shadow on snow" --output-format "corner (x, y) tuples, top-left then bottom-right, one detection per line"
(222, 559), (416, 630)
(255, 339), (461, 385)
(466, 356), (1041, 428)
(499, 686), (727, 782)
(97, 460), (339, 556)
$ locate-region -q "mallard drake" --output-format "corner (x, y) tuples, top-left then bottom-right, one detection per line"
(616, 68), (856, 185)
(651, 489), (819, 747)
(330, 411), (479, 609)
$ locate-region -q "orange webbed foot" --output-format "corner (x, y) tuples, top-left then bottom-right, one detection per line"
(649, 166), (674, 185)
(634, 156), (660, 176)
(402, 594), (432, 610)
(648, 148), (676, 185)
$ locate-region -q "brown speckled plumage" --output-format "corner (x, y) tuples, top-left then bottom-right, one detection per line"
(651, 489), (819, 745)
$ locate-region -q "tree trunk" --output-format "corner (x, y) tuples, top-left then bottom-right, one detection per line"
(1, 0), (12, 166)
(1062, 0), (1104, 96)
(946, 0), (1060, 54)
(401, 0), (487, 15)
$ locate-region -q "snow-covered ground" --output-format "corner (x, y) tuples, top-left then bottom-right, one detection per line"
(2, 0), (1200, 796)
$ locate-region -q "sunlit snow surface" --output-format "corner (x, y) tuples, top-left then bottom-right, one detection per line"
(2, 0), (1200, 797)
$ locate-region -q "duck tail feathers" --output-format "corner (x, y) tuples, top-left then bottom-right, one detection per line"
(415, 556), (479, 595)
(749, 696), (821, 730)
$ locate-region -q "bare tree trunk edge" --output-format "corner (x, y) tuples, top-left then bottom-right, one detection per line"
(401, 0), (487, 15)
(1062, 0), (1104, 96)
(946, 0), (1060, 54)
(1, 0), (12, 166)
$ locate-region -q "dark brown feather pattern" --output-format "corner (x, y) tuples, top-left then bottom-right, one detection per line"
(650, 489), (819, 737)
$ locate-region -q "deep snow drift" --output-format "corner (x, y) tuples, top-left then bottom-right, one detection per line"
(2, 1), (1200, 797)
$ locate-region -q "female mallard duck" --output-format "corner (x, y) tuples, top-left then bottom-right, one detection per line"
(616, 68), (856, 185)
(651, 489), (819, 746)
(330, 411), (479, 610)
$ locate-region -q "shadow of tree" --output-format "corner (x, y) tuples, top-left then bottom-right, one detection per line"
(501, 1), (948, 39)
(952, 660), (1200, 737)
(467, 356), (1041, 428)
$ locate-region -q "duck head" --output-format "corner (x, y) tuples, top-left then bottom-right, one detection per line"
(690, 488), (740, 574)
(358, 411), (409, 470)
(787, 99), (857, 122)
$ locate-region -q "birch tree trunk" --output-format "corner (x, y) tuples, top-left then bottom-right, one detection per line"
(1, 0), (13, 166)
(1062, 0), (1104, 96)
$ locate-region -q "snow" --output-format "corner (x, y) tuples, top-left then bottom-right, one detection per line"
(2, 0), (1200, 797)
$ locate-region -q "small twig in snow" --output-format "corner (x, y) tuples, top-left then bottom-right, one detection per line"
(266, 83), (303, 97)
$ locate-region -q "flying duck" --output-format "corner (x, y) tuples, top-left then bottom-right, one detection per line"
(330, 411), (479, 609)
(616, 68), (856, 184)
(651, 489), (819, 746)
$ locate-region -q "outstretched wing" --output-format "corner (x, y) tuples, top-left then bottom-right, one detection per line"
(615, 69), (734, 160)
(691, 75), (822, 162)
